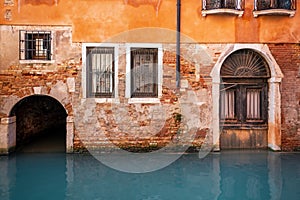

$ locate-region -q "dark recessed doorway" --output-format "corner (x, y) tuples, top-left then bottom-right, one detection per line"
(9, 95), (67, 153)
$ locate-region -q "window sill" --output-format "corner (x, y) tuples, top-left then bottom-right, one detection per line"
(84, 98), (120, 104)
(253, 9), (296, 17)
(128, 98), (160, 104)
(20, 60), (55, 64)
(202, 9), (244, 17)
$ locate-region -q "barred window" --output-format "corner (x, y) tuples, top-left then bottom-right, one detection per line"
(19, 31), (51, 60)
(130, 48), (158, 98)
(86, 47), (115, 98)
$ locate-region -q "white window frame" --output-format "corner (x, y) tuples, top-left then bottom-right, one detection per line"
(125, 43), (163, 104)
(82, 43), (119, 103)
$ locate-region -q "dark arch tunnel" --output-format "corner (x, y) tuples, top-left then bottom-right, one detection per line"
(10, 95), (67, 153)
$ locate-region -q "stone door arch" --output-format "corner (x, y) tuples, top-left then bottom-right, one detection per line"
(0, 94), (74, 154)
(210, 44), (283, 151)
(10, 95), (67, 152)
(219, 49), (270, 149)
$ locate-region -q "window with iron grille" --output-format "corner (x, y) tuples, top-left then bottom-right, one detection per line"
(203, 0), (243, 10)
(254, 0), (296, 10)
(19, 31), (52, 60)
(220, 49), (270, 127)
(86, 47), (115, 98)
(130, 48), (158, 98)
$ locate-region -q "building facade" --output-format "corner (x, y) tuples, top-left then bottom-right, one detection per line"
(0, 0), (299, 154)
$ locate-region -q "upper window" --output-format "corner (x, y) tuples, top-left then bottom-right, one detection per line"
(220, 49), (270, 127)
(86, 47), (115, 98)
(253, 0), (296, 17)
(19, 31), (52, 60)
(204, 0), (241, 10)
(202, 0), (244, 17)
(255, 0), (295, 10)
(130, 48), (158, 98)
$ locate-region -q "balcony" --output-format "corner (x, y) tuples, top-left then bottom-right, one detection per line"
(202, 0), (244, 17)
(253, 0), (296, 17)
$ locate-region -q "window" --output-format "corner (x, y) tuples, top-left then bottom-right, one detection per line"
(203, 0), (243, 10)
(19, 31), (52, 60)
(220, 82), (268, 125)
(254, 0), (295, 10)
(202, 0), (244, 17)
(253, 0), (296, 17)
(246, 89), (261, 120)
(220, 49), (270, 127)
(220, 89), (236, 120)
(130, 48), (158, 98)
(86, 47), (115, 98)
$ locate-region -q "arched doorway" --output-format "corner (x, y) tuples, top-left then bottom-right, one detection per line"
(210, 44), (283, 151)
(219, 49), (271, 149)
(9, 95), (67, 153)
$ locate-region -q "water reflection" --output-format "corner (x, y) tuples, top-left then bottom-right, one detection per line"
(0, 151), (299, 200)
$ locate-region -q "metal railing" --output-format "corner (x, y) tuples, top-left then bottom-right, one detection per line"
(19, 31), (52, 60)
(254, 0), (296, 11)
(202, 0), (244, 10)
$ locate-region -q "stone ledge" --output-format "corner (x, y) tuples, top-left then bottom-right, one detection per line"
(19, 60), (56, 64)
(202, 9), (244, 17)
(128, 98), (160, 104)
(253, 9), (296, 17)
(0, 116), (16, 124)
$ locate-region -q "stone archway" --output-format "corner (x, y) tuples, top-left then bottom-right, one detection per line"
(10, 95), (67, 152)
(0, 93), (74, 154)
(219, 49), (270, 149)
(210, 44), (284, 151)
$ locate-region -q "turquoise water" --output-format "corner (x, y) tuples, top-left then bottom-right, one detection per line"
(0, 151), (299, 200)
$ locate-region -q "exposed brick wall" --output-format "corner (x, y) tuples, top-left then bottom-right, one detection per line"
(269, 44), (300, 151)
(73, 45), (212, 152)
(4, 30), (299, 153)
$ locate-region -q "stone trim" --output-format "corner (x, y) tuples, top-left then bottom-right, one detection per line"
(128, 98), (160, 104)
(202, 9), (244, 17)
(253, 9), (296, 17)
(0, 116), (16, 154)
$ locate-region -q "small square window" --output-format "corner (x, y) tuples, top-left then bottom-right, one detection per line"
(19, 31), (52, 61)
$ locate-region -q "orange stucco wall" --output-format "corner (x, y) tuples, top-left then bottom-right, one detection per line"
(1, 0), (300, 43)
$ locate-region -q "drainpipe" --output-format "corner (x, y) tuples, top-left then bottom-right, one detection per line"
(176, 0), (181, 89)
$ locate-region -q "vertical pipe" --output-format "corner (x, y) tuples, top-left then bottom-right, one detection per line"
(176, 0), (181, 89)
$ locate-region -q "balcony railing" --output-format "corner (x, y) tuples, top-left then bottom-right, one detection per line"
(254, 0), (296, 10)
(202, 0), (244, 10)
(253, 0), (296, 17)
(202, 0), (244, 17)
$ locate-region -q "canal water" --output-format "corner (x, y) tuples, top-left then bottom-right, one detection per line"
(0, 151), (299, 200)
